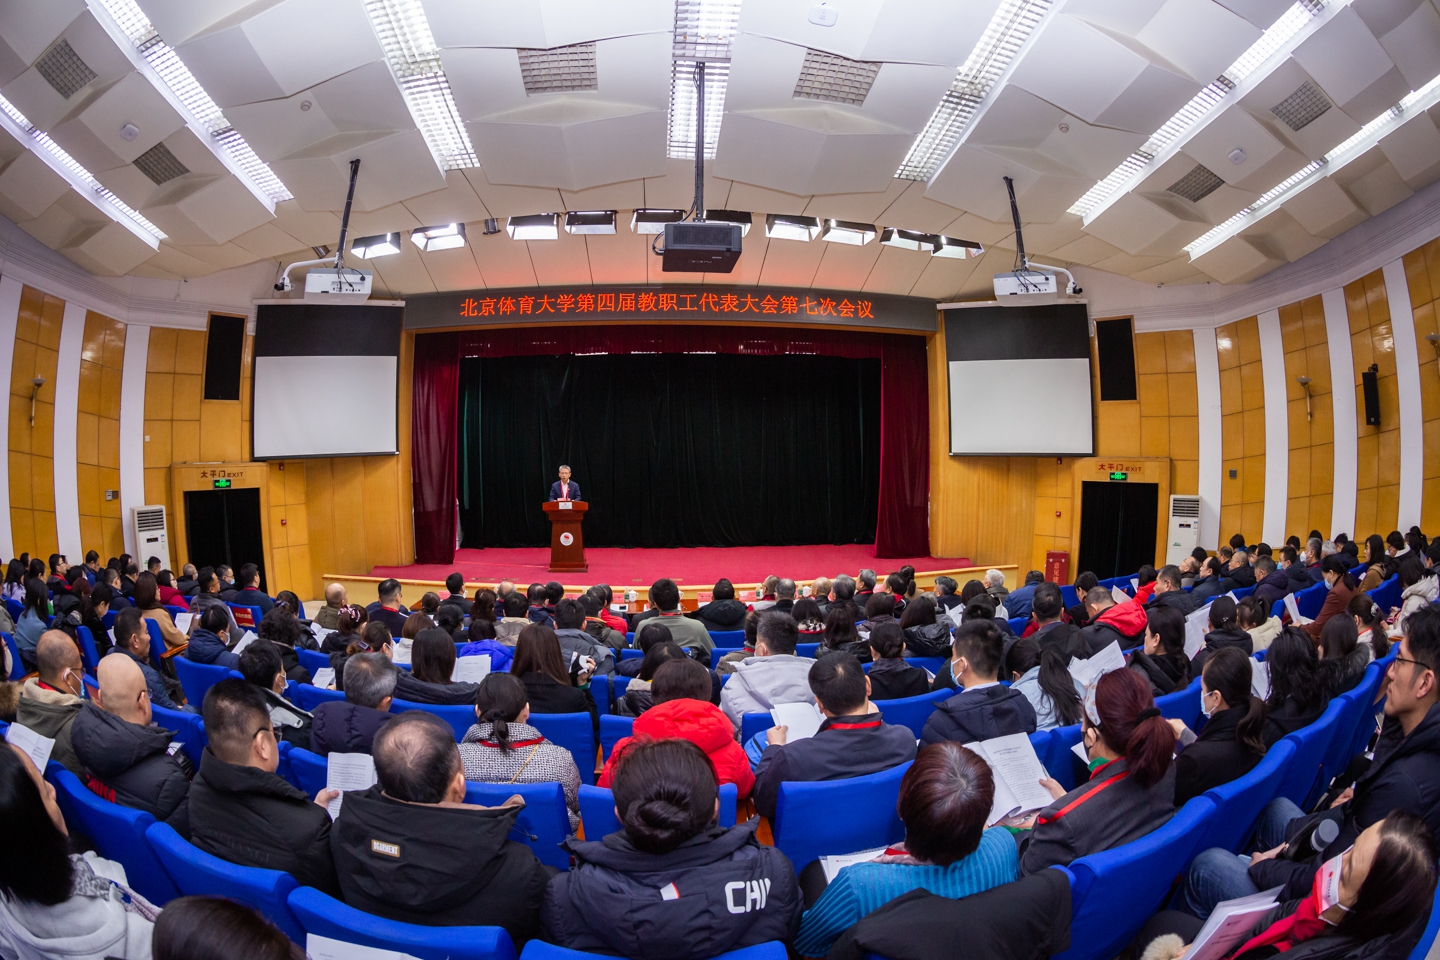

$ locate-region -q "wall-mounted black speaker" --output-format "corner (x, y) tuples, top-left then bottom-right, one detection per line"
(1361, 363), (1380, 426)
(204, 314), (246, 401)
(1095, 317), (1137, 401)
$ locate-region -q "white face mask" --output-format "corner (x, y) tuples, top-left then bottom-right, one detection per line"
(1314, 848), (1352, 922)
(1200, 687), (1217, 719)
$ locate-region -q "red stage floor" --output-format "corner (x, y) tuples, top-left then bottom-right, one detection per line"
(370, 545), (973, 588)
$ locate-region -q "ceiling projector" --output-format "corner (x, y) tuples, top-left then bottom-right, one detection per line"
(993, 176), (1082, 304)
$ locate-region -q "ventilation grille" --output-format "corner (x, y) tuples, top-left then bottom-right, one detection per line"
(133, 142), (188, 185)
(1170, 496), (1201, 518)
(35, 39), (96, 99)
(1271, 80), (1331, 131)
(1167, 163), (1226, 203)
(134, 507), (167, 532)
(793, 49), (880, 106)
(518, 43), (597, 94)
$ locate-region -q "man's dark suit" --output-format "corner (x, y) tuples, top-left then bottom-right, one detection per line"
(548, 480), (581, 501)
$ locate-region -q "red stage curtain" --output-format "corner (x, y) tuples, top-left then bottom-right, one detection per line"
(413, 323), (931, 559)
(411, 331), (460, 563)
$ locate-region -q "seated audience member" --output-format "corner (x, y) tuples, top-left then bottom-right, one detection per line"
(544, 581), (564, 617)
(310, 652), (396, 756)
(1304, 554), (1359, 638)
(866, 621), (930, 700)
(107, 607), (182, 712)
(393, 627), (480, 705)
(1148, 812), (1437, 960)
(618, 621), (674, 678)
(365, 578), (410, 638)
(313, 582), (348, 631)
(1182, 608), (1440, 916)
(184, 604), (239, 670)
(187, 567), (242, 643)
(441, 572), (471, 615)
(852, 569), (877, 609)
(329, 623), (394, 692)
(984, 569), (1009, 608)
(690, 578), (748, 634)
(793, 597), (825, 635)
(1397, 554), (1437, 635)
(458, 617), (514, 673)
(1146, 565), (1195, 615)
(601, 658), (754, 798)
(811, 577), (833, 612)
(525, 583), (555, 626)
(1066, 571), (1099, 628)
(1220, 549), (1257, 591)
(13, 577), (50, 673)
(578, 592), (625, 650)
(1006, 637), (1083, 731)
(1132, 565), (1158, 604)
(237, 640), (313, 749)
(1358, 534), (1396, 592)
(460, 672), (581, 828)
(720, 612), (816, 728)
(1281, 544), (1313, 592)
(274, 590), (305, 620)
(1130, 606), (1193, 697)
(1252, 556), (1290, 607)
(922, 621), (1037, 745)
(1029, 583), (1083, 659)
(1188, 557), (1225, 603)
(1350, 593), (1390, 660)
(434, 602), (468, 644)
(792, 742), (1021, 957)
(133, 572), (187, 650)
(471, 586), (499, 627)
(320, 604), (367, 654)
(900, 596), (950, 659)
(0, 744), (157, 957)
(1, 557), (22, 604)
(714, 613), (757, 676)
(188, 679), (339, 894)
(401, 611), (433, 643)
(544, 739), (801, 958)
(332, 712), (553, 943)
(932, 576), (962, 612)
(1316, 612), (1368, 699)
(1170, 647), (1266, 805)
(829, 575), (861, 623)
(79, 584), (112, 657)
(496, 591), (533, 642)
(1077, 586), (1148, 656)
(1261, 626), (1330, 747)
(510, 624), (598, 725)
(552, 598), (616, 675)
(152, 896), (304, 960)
(861, 592), (899, 631)
(589, 583), (630, 634)
(227, 563), (273, 615)
(1177, 556), (1200, 589)
(17, 631), (86, 775)
(817, 605), (869, 662)
(617, 640), (687, 716)
(1191, 596), (1252, 674)
(753, 653), (916, 819)
(1004, 570), (1046, 619)
(155, 571), (188, 609)
(214, 563), (234, 595)
(1238, 596), (1280, 652)
(71, 653), (192, 835)
(1388, 529), (1410, 559)
(771, 577), (799, 615)
(638, 579), (713, 654)
(416, 591), (442, 618)
(1020, 668), (1176, 874)
(255, 606), (314, 684)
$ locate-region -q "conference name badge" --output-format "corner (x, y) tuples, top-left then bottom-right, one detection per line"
(560, 532), (574, 547)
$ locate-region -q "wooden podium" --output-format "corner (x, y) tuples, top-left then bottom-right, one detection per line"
(543, 500), (588, 572)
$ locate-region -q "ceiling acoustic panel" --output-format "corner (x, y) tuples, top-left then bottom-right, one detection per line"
(1167, 163), (1227, 203)
(792, 49), (881, 106)
(518, 42), (598, 94)
(34, 38), (95, 99)
(1270, 80), (1332, 131)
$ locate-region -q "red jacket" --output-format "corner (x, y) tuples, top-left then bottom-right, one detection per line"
(1133, 582), (1156, 604)
(599, 608), (628, 633)
(598, 698), (755, 798)
(157, 586), (189, 609)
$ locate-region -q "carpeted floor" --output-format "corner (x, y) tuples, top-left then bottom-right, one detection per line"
(369, 545), (973, 588)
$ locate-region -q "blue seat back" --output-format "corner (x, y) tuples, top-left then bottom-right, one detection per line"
(1294, 582), (1328, 620)
(1231, 586), (1254, 600)
(391, 698), (474, 741)
(164, 605), (188, 620)
(1407, 871), (1440, 960)
(740, 711), (775, 743)
(520, 941), (784, 960)
(1043, 724), (1084, 790)
(4, 632), (23, 680)
(173, 656), (239, 709)
(1196, 739), (1297, 853)
(1052, 796), (1218, 960)
(47, 767), (180, 905)
(228, 603), (265, 629)
(1321, 665), (1386, 786)
(1060, 584), (1079, 608)
(1156, 679), (1203, 728)
(143, 617), (168, 665)
(288, 887), (517, 960)
(4, 598), (21, 621)
(579, 782), (738, 840)
(291, 683), (345, 711)
(904, 656), (946, 675)
(1370, 574), (1403, 612)
(709, 630), (746, 646)
(1008, 616), (1030, 634)
(297, 647), (330, 677)
(75, 625), (101, 674)
(286, 746), (329, 798)
(145, 821), (303, 942)
(873, 688), (950, 738)
(619, 648), (644, 660)
(772, 761), (911, 871)
(464, 780), (572, 870)
(102, 610), (117, 629)
(600, 714), (634, 762)
(529, 712), (597, 785)
(795, 642), (819, 658)
(1275, 696), (1347, 807)
(150, 702), (207, 767)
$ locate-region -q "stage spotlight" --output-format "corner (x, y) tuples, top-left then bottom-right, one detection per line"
(410, 223), (467, 251)
(819, 219), (877, 245)
(703, 209), (752, 236)
(765, 213), (821, 241)
(932, 236), (984, 259)
(351, 232), (402, 257)
(507, 214), (560, 240)
(879, 227), (941, 252)
(631, 209), (686, 234)
(564, 211), (617, 235)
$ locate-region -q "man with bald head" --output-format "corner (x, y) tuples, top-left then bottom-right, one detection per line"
(69, 653), (192, 835)
(16, 630), (85, 775)
(313, 582), (348, 631)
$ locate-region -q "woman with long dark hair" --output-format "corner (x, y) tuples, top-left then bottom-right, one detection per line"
(133, 571), (186, 650)
(1262, 626), (1329, 747)
(1358, 534), (1395, 592)
(14, 577), (50, 673)
(1171, 647), (1267, 805)
(1130, 605), (1193, 696)
(900, 596), (950, 660)
(1304, 554), (1358, 638)
(510, 624), (597, 726)
(1396, 553), (1437, 634)
(392, 627), (481, 705)
(817, 605), (870, 662)
(1006, 637), (1083, 730)
(1349, 592), (1389, 659)
(2, 557), (25, 603)
(792, 597), (825, 636)
(618, 641), (687, 716)
(1316, 613), (1368, 698)
(152, 896), (303, 960)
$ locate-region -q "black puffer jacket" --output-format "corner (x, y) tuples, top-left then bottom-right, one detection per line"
(921, 685), (1037, 745)
(689, 598), (748, 633)
(392, 671), (478, 706)
(1190, 625), (1252, 675)
(1129, 650), (1191, 697)
(69, 702), (192, 836)
(543, 822), (801, 960)
(310, 700), (391, 755)
(902, 622), (952, 658)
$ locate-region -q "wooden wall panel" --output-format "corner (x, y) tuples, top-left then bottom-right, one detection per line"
(1281, 296), (1335, 539)
(76, 312), (126, 559)
(9, 285), (62, 559)
(1403, 240), (1440, 533)
(1347, 271), (1400, 539)
(1216, 317), (1266, 544)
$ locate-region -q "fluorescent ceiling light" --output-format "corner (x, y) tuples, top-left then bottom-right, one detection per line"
(507, 214), (559, 240)
(820, 219), (877, 245)
(0, 91), (163, 246)
(765, 214), (821, 241)
(1184, 73), (1440, 261)
(933, 236), (984, 259)
(704, 209), (751, 235)
(352, 232), (403, 257)
(879, 227), (941, 252)
(666, 0), (743, 159)
(1070, 0), (1334, 222)
(895, 0), (1054, 181)
(411, 222), (466, 251)
(564, 211), (617, 235)
(88, 0), (291, 206)
(631, 209), (686, 234)
(363, 0), (478, 172)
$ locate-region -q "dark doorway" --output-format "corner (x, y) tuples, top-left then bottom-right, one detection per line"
(184, 488), (267, 593)
(1077, 481), (1158, 579)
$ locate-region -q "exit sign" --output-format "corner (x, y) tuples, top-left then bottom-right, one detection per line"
(1109, 471), (1128, 481)
(213, 478), (233, 489)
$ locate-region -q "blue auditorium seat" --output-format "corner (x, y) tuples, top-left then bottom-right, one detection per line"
(1060, 584), (1079, 608)
(287, 886), (518, 960)
(173, 656), (239, 708)
(297, 647), (330, 677)
(872, 688), (950, 738)
(4, 632), (23, 679)
(75, 625), (101, 675)
(530, 712), (598, 785)
(1195, 739), (1297, 853)
(771, 761), (911, 871)
(291, 683), (345, 711)
(795, 642), (820, 658)
(520, 941), (784, 960)
(709, 629), (746, 646)
(600, 713), (633, 762)
(1319, 661), (1386, 786)
(142, 618), (170, 667)
(47, 767), (180, 905)
(1156, 679), (1203, 728)
(1408, 874), (1440, 960)
(578, 782), (738, 840)
(4, 598), (21, 621)
(1230, 586), (1254, 600)
(1007, 616), (1030, 634)
(464, 780), (572, 870)
(164, 605), (188, 621)
(285, 746), (329, 798)
(740, 711), (774, 744)
(903, 656), (946, 675)
(150, 702), (207, 766)
(146, 821), (304, 942)
(1042, 724), (1084, 790)
(1293, 581), (1327, 620)
(1368, 574), (1401, 613)
(391, 698), (474, 740)
(1275, 696), (1347, 808)
(228, 602), (265, 630)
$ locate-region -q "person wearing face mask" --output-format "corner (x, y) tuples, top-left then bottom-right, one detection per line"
(1129, 606), (1193, 697)
(920, 621), (1037, 745)
(15, 631), (87, 777)
(1191, 597), (1252, 676)
(1182, 606), (1440, 917)
(1303, 555), (1359, 639)
(1168, 648), (1267, 806)
(1138, 812), (1438, 960)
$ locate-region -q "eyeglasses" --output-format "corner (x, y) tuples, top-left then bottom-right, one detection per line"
(251, 723), (277, 741)
(1392, 655), (1434, 674)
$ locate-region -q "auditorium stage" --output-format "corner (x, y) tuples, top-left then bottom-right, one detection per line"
(368, 545), (974, 590)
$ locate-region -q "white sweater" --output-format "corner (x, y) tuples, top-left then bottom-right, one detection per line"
(0, 855), (153, 960)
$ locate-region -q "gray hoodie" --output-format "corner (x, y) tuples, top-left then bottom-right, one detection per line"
(719, 654), (817, 728)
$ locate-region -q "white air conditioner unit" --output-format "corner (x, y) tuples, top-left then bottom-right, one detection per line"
(132, 505), (171, 572)
(1166, 495), (1201, 566)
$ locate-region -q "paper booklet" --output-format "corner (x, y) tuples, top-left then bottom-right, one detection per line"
(770, 701), (825, 741)
(1111, 585), (1131, 605)
(1185, 604), (1211, 659)
(310, 667), (336, 690)
(5, 723), (54, 773)
(325, 752), (377, 820)
(1282, 592), (1312, 625)
(233, 630), (258, 654)
(452, 654), (491, 683)
(1183, 888), (1281, 960)
(175, 612), (193, 634)
(819, 846), (887, 883)
(1131, 578), (1140, 592)
(963, 732), (1054, 825)
(1250, 657), (1271, 700)
(1068, 641), (1126, 697)
(307, 934), (420, 960)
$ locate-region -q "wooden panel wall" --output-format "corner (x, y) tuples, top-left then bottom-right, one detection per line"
(76, 312), (126, 559)
(9, 286), (62, 559)
(1346, 270), (1400, 538)
(1281, 296), (1335, 538)
(1135, 330), (1200, 501)
(1402, 239), (1440, 533)
(1216, 317), (1266, 544)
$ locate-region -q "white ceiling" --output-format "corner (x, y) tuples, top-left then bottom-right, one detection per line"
(0, 0), (1434, 299)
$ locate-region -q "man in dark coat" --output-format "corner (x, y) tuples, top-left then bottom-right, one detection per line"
(310, 652), (395, 755)
(1251, 556), (1291, 607)
(688, 578), (749, 633)
(1030, 584), (1084, 660)
(1076, 589), (1149, 656)
(187, 679), (340, 895)
(922, 621), (1037, 745)
(1146, 565), (1195, 615)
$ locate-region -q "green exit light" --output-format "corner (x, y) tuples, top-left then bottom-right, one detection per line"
(213, 478), (232, 489)
(1109, 471), (1128, 481)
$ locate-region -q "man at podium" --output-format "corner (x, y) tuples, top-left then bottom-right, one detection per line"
(549, 464), (581, 502)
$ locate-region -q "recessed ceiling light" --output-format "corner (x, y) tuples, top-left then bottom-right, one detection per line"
(819, 219), (876, 245)
(765, 213), (821, 241)
(507, 214), (559, 240)
(703, 209), (752, 235)
(564, 211), (617, 235)
(666, 0), (743, 159)
(411, 223), (466, 251)
(932, 236), (984, 259)
(631, 209), (686, 234)
(879, 227), (941, 252)
(352, 232), (403, 257)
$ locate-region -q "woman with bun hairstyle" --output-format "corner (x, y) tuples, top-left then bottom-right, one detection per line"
(1238, 596), (1280, 652)
(542, 739), (801, 960)
(1020, 668), (1177, 875)
(1192, 596), (1252, 675)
